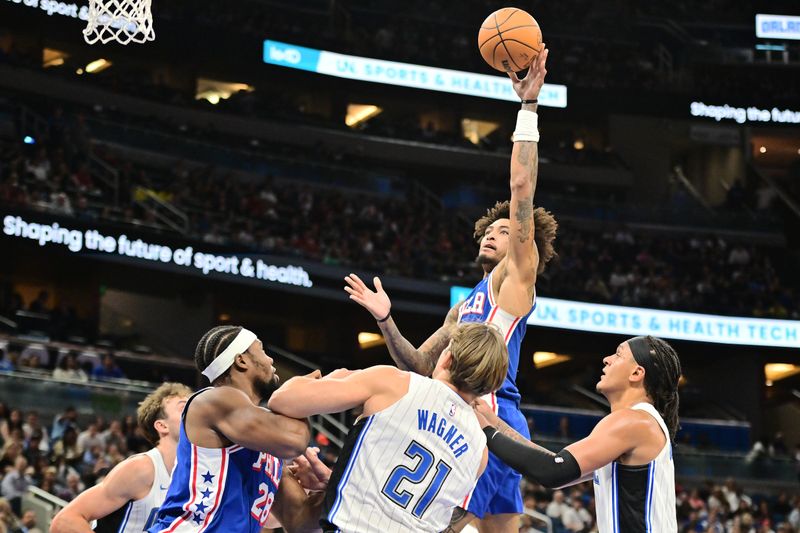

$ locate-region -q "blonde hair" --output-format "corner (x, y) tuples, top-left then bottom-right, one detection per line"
(448, 322), (508, 396)
(137, 382), (192, 446)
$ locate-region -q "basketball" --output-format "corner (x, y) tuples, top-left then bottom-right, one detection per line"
(478, 8), (543, 72)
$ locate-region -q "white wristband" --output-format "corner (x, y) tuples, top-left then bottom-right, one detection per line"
(512, 109), (539, 143)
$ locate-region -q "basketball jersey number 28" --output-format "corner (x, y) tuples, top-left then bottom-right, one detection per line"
(381, 440), (452, 519)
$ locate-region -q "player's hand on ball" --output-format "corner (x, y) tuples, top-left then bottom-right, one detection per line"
(508, 45), (548, 102)
(472, 399), (500, 429)
(344, 273), (391, 321)
(288, 447), (331, 492)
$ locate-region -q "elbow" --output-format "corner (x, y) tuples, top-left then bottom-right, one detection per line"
(275, 420), (311, 459)
(538, 477), (562, 490)
(50, 510), (76, 533)
(266, 391), (285, 413)
(290, 423), (312, 456)
(510, 178), (530, 195)
(50, 513), (64, 533)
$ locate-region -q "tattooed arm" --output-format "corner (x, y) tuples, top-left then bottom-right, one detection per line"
(497, 48), (549, 317)
(377, 303), (459, 376)
(344, 273), (459, 376)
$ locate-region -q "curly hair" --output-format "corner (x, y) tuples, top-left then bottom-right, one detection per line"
(473, 200), (558, 274)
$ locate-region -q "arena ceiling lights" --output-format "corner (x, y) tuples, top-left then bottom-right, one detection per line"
(42, 48), (69, 68)
(358, 332), (385, 350)
(532, 352), (571, 369)
(263, 40), (567, 107)
(195, 78), (254, 106)
(345, 104), (382, 128)
(764, 363), (800, 386)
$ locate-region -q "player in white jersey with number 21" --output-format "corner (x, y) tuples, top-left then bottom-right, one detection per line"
(268, 322), (509, 533)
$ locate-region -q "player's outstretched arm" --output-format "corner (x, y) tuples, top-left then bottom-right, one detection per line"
(50, 454), (154, 533)
(498, 48), (549, 317)
(198, 387), (311, 459)
(268, 366), (405, 418)
(479, 408), (642, 489)
(345, 273), (458, 375)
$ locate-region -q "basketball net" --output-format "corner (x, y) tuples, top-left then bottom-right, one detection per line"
(83, 0), (155, 45)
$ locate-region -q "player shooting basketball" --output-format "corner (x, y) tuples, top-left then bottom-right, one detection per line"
(344, 46), (557, 532)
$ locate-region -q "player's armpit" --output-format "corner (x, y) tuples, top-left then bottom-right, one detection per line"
(270, 468), (326, 533)
(51, 455), (154, 533)
(207, 388), (310, 459)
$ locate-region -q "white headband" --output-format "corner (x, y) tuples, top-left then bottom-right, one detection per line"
(201, 328), (258, 382)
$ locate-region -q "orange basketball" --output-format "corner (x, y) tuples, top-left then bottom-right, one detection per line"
(478, 8), (543, 72)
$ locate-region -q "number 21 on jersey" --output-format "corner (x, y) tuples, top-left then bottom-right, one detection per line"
(381, 440), (452, 519)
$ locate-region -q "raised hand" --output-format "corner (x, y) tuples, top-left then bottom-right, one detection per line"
(344, 273), (391, 320)
(508, 45), (549, 102)
(472, 398), (500, 429)
(287, 447), (331, 492)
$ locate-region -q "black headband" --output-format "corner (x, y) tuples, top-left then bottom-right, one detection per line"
(628, 336), (657, 375)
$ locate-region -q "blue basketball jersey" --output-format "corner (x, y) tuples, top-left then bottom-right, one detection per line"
(457, 269), (534, 405)
(149, 388), (283, 533)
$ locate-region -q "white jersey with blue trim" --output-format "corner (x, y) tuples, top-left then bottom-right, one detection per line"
(593, 403), (677, 533)
(457, 268), (534, 406)
(148, 388), (283, 533)
(321, 373), (486, 533)
(94, 448), (171, 533)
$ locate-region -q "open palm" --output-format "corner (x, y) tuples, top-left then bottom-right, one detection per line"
(344, 273), (391, 320)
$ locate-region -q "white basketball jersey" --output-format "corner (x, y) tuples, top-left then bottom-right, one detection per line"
(322, 373), (486, 533)
(593, 403), (677, 533)
(95, 447), (172, 533)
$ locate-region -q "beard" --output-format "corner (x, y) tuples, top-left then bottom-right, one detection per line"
(255, 373), (281, 403)
(476, 252), (499, 270)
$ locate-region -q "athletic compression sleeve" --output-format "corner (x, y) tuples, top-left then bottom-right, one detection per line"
(483, 427), (581, 488)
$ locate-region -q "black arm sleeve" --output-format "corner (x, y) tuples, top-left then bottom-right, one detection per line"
(483, 427), (581, 488)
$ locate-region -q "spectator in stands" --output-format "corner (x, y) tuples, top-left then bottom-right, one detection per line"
(546, 489), (570, 524)
(0, 411), (22, 445)
(26, 291), (49, 314)
(90, 354), (125, 381)
(52, 354), (88, 382)
(0, 497), (22, 533)
(51, 427), (80, 468)
(99, 420), (126, 453)
(18, 510), (40, 533)
(22, 430), (46, 469)
(0, 456), (31, 515)
(562, 497), (592, 532)
(21, 413), (48, 454)
(50, 406), (78, 441)
(75, 422), (103, 455)
(795, 444), (800, 485)
(789, 498), (800, 531)
(0, 350), (13, 373)
(58, 471), (84, 502)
